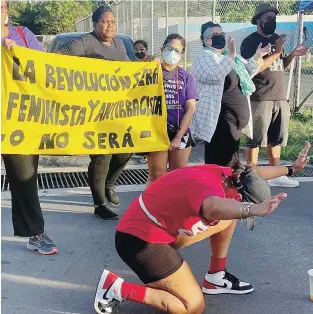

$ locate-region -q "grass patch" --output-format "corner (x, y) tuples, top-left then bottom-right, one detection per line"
(241, 109), (313, 164)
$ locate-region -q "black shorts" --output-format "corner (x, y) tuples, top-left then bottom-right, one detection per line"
(115, 231), (184, 284)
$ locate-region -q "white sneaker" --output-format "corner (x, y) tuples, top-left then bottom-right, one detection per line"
(94, 269), (124, 314)
(268, 176), (299, 188)
(202, 270), (253, 295)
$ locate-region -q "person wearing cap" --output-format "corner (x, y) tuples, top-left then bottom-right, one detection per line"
(241, 3), (310, 188)
(93, 143), (310, 314)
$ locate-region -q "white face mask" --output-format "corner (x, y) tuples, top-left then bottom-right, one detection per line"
(4, 15), (8, 25)
(163, 50), (181, 65)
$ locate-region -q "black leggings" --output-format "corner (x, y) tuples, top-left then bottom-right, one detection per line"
(2, 155), (44, 237)
(88, 154), (132, 205)
(205, 118), (241, 167)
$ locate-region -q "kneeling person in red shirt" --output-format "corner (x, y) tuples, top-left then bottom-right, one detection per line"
(94, 142), (311, 314)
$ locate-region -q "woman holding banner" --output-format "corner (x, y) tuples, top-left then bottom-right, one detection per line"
(1, 0), (57, 255)
(56, 6), (132, 220)
(146, 33), (197, 186)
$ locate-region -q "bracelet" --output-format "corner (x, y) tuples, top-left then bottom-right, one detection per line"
(286, 165), (294, 177)
(239, 202), (253, 225)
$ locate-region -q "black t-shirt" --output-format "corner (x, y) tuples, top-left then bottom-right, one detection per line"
(57, 32), (130, 61)
(240, 32), (286, 101)
(221, 70), (250, 130)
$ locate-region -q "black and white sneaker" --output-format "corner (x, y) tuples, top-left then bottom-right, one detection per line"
(202, 270), (253, 295)
(94, 269), (124, 314)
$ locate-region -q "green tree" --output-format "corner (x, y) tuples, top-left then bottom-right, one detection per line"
(8, 0), (93, 35)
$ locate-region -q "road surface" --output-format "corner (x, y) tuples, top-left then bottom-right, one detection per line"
(1, 180), (313, 314)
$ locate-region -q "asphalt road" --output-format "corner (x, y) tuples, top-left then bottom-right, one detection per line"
(1, 181), (313, 314)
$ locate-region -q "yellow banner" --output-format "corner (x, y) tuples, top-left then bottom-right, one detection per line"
(1, 46), (169, 154)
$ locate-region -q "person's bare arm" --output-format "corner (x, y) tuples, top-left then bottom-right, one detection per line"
(257, 52), (281, 73)
(169, 99), (196, 150)
(255, 141), (311, 180)
(174, 99), (196, 137)
(201, 193), (287, 221)
(283, 44), (311, 69)
(256, 34), (286, 74)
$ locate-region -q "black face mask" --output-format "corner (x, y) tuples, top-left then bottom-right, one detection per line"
(135, 52), (146, 59)
(211, 34), (226, 50)
(261, 18), (276, 35)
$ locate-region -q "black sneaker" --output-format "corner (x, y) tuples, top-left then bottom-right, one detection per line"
(27, 232), (58, 255)
(94, 204), (119, 220)
(105, 187), (120, 207)
(202, 270), (253, 295)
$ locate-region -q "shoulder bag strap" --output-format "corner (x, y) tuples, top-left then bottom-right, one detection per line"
(17, 26), (29, 48)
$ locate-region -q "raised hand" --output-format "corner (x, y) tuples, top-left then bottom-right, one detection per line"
(251, 193), (288, 217)
(227, 35), (236, 59)
(275, 34), (286, 54)
(256, 43), (271, 57)
(292, 43), (311, 57)
(292, 141), (311, 173)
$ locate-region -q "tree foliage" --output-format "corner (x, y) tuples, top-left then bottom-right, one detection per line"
(9, 0), (93, 35)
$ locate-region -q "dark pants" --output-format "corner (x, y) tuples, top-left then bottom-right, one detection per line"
(205, 118), (241, 167)
(88, 154), (132, 205)
(2, 155), (44, 237)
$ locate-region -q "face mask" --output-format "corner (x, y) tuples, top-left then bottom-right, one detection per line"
(261, 19), (276, 35)
(135, 52), (146, 59)
(163, 50), (181, 65)
(211, 34), (226, 50)
(4, 15), (8, 25)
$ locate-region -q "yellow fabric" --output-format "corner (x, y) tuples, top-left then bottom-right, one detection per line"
(1, 46), (169, 154)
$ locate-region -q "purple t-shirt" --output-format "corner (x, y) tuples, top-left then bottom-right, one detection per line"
(6, 26), (43, 51)
(163, 67), (197, 133)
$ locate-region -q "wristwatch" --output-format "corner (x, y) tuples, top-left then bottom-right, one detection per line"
(286, 165), (294, 177)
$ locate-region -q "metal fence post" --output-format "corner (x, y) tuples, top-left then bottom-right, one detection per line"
(212, 0), (217, 22)
(122, 1), (126, 34)
(140, 0), (143, 39)
(286, 11), (300, 104)
(166, 0), (169, 36)
(130, 0), (134, 39)
(151, 0), (154, 54)
(295, 11), (304, 109)
(116, 4), (119, 33)
(184, 0), (187, 70)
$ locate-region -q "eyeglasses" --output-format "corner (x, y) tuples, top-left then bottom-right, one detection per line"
(206, 32), (226, 39)
(163, 45), (184, 55)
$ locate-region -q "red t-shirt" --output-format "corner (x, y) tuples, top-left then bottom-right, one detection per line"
(116, 165), (233, 243)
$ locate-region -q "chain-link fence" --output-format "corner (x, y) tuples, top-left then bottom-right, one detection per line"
(76, 0), (313, 109)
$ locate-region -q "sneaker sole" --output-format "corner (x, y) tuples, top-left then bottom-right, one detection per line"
(94, 269), (111, 314)
(107, 201), (120, 208)
(94, 214), (119, 220)
(202, 286), (254, 295)
(268, 183), (299, 188)
(27, 243), (58, 255)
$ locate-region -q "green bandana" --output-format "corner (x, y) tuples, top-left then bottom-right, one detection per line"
(204, 47), (255, 96)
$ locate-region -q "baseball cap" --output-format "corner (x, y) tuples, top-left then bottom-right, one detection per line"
(240, 171), (271, 204)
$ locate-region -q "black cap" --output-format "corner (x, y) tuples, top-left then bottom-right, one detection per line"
(251, 3), (278, 25)
(240, 171), (271, 204)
